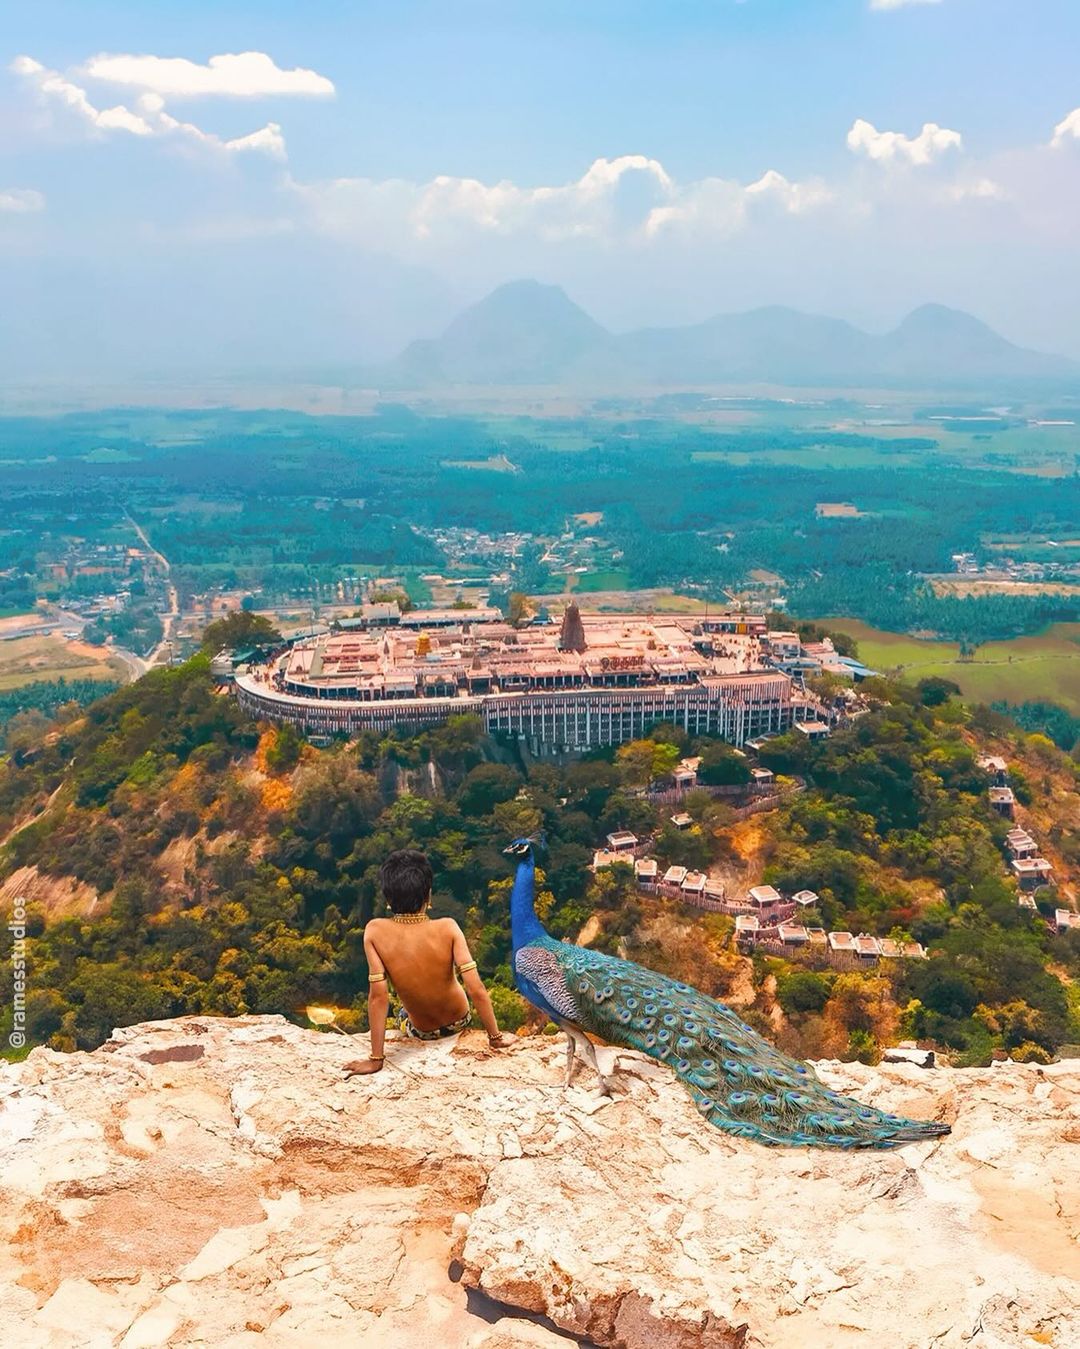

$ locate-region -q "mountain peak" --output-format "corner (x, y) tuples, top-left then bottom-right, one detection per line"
(895, 303), (998, 338)
(382, 285), (1079, 390)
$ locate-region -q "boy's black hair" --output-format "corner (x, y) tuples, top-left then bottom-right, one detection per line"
(379, 849), (434, 914)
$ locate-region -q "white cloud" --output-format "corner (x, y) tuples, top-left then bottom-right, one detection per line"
(83, 51), (334, 99)
(140, 95), (287, 159)
(291, 155), (831, 253)
(13, 55), (152, 136)
(0, 187), (45, 213)
(646, 169), (832, 237)
(869, 0), (944, 10)
(1051, 107), (1080, 148)
(13, 55), (285, 158)
(847, 117), (962, 166)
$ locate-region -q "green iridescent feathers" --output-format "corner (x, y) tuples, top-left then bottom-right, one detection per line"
(531, 935), (949, 1150)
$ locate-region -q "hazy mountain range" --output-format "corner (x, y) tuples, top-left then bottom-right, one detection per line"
(381, 280), (1080, 391)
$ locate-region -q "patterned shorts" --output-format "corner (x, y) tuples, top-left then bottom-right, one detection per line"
(400, 1011), (471, 1041)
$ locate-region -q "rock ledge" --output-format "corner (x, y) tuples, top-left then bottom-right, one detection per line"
(1, 1016), (1078, 1348)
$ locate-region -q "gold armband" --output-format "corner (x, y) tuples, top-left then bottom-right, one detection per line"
(368, 971), (387, 984)
(456, 960), (478, 975)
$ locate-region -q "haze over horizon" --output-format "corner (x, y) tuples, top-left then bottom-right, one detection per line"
(3, 0), (1080, 382)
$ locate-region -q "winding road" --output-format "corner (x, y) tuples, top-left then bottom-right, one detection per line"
(123, 510), (180, 671)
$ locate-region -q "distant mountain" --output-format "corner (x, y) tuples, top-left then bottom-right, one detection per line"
(380, 282), (1080, 390)
(390, 280), (616, 386)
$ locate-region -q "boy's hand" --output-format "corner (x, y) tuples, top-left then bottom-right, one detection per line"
(487, 1034), (512, 1050)
(343, 1058), (384, 1076)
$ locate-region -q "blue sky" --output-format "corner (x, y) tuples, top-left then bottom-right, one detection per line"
(2, 0), (1080, 379)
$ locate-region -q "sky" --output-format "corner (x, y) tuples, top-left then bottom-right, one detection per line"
(2, 0), (1080, 382)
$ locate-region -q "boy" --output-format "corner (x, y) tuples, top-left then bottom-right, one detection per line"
(344, 849), (509, 1075)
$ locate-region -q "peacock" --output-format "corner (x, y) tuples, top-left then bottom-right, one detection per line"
(505, 839), (950, 1149)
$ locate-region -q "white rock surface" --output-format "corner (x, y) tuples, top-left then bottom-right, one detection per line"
(1, 1016), (1077, 1348)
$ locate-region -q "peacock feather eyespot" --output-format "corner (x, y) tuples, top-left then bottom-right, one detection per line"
(657, 1028), (671, 1043)
(617, 1009), (632, 1025)
(644, 1003), (658, 1015)
(683, 1021), (699, 1035)
(676, 1058), (692, 1073)
(624, 997), (638, 1010)
(662, 1013), (679, 1028)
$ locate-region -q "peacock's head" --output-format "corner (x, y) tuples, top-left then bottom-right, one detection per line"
(503, 835), (539, 860)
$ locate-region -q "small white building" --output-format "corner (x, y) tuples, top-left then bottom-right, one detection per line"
(681, 871), (707, 899)
(670, 812), (694, 830)
(605, 830), (639, 852)
(1005, 828), (1039, 860)
(1011, 857), (1053, 890)
(1055, 909), (1080, 934)
(794, 720), (831, 742)
(792, 889), (820, 909)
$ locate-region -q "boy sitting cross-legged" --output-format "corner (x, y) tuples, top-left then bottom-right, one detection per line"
(344, 848), (509, 1075)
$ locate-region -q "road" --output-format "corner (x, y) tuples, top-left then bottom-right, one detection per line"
(124, 510), (180, 670)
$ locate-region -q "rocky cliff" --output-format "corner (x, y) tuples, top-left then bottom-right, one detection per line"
(1, 1017), (1077, 1348)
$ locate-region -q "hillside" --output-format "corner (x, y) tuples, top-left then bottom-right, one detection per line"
(1, 653), (1078, 1070)
(2, 1015), (1078, 1348)
(380, 281), (1080, 390)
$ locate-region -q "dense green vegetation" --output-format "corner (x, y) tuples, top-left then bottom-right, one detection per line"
(991, 700), (1080, 752)
(0, 677), (120, 750)
(1, 656), (1076, 1066)
(2, 408), (1076, 644)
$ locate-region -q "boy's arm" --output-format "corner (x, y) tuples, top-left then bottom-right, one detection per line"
(345, 927), (389, 1075)
(451, 923), (510, 1048)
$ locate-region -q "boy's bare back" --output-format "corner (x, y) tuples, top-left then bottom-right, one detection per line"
(364, 916), (470, 1033)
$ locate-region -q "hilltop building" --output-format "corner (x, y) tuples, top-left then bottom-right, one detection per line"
(234, 611), (796, 751)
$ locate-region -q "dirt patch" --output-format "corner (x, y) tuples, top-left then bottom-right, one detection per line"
(0, 865), (100, 919)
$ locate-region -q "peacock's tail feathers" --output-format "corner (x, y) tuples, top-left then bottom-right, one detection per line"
(527, 936), (950, 1150)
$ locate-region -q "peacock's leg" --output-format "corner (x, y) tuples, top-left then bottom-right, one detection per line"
(573, 1029), (614, 1098)
(563, 1031), (577, 1087)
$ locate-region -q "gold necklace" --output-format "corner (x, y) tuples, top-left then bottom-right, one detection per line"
(390, 912), (430, 924)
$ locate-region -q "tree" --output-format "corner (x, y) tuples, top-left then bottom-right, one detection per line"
(616, 738), (680, 787)
(697, 743), (751, 787)
(917, 676), (961, 708)
(265, 724), (303, 773)
(201, 610), (282, 652)
(777, 970), (832, 1016)
(507, 591), (533, 628)
(456, 763), (523, 817)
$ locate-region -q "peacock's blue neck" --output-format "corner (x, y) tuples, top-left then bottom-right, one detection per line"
(510, 856), (545, 951)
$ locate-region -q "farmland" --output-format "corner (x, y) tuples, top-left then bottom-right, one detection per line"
(825, 619), (1080, 714)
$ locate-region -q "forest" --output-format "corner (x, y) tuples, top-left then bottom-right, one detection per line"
(1, 652), (1077, 1067)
